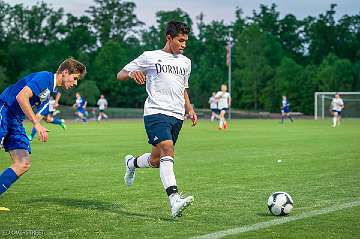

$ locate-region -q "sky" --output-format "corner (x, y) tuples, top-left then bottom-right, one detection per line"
(5, 0), (360, 28)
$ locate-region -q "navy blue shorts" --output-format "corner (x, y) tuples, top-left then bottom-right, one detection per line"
(219, 108), (229, 114)
(332, 110), (341, 115)
(282, 108), (290, 113)
(144, 114), (183, 146)
(0, 102), (31, 153)
(211, 108), (219, 114)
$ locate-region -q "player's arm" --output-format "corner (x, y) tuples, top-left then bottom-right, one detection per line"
(16, 86), (48, 142)
(54, 92), (61, 107)
(117, 69), (145, 85)
(184, 89), (197, 127)
(228, 95), (231, 107)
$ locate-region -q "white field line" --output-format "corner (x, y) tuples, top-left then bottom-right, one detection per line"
(189, 200), (360, 239)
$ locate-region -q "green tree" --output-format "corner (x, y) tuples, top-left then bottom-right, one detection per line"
(314, 53), (354, 92)
(234, 24), (283, 110)
(86, 0), (144, 45)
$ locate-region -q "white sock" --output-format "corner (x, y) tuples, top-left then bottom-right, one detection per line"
(219, 119), (224, 128)
(136, 153), (152, 168)
(160, 156), (177, 190)
(333, 116), (337, 126)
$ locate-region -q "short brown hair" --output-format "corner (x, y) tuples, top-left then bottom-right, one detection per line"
(57, 57), (87, 79)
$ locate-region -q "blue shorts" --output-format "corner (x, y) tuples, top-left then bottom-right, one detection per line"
(144, 114), (183, 146)
(332, 110), (341, 115)
(282, 108), (290, 113)
(219, 108), (229, 114)
(77, 107), (85, 114)
(211, 108), (219, 114)
(0, 102), (31, 153)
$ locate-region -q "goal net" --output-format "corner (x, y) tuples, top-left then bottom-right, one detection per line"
(314, 92), (360, 119)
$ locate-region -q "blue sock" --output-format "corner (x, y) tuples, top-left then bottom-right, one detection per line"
(52, 118), (62, 125)
(0, 168), (18, 195)
(31, 127), (37, 138)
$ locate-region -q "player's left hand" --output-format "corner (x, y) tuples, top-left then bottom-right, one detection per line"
(34, 122), (49, 142)
(188, 110), (198, 127)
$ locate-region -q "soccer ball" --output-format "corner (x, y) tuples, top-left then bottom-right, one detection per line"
(267, 192), (294, 216)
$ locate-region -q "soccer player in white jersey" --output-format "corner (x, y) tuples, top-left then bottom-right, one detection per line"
(117, 20), (197, 218)
(97, 94), (108, 121)
(215, 84), (231, 129)
(330, 93), (344, 127)
(209, 92), (219, 121)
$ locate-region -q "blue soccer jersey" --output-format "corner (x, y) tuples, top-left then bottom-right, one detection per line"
(0, 71), (56, 120)
(281, 99), (290, 113)
(75, 97), (86, 113)
(0, 71), (56, 153)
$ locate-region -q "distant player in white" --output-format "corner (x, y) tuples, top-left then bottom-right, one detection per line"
(215, 84), (231, 129)
(330, 93), (344, 127)
(97, 94), (108, 121)
(209, 92), (219, 121)
(117, 21), (197, 218)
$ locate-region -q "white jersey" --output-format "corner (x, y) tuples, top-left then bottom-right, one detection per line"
(124, 50), (191, 120)
(215, 91), (230, 109)
(331, 98), (344, 111)
(49, 99), (56, 112)
(97, 98), (108, 110)
(209, 96), (217, 109)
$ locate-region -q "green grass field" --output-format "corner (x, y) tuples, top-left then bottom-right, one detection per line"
(1, 119), (359, 238)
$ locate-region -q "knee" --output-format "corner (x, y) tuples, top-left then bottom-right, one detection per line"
(150, 158), (160, 168)
(13, 161), (31, 175)
(161, 145), (174, 158)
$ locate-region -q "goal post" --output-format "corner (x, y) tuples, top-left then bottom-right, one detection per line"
(314, 92), (360, 119)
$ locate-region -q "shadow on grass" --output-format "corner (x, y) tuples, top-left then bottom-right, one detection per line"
(25, 197), (174, 222)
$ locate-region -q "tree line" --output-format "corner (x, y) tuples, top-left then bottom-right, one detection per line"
(0, 0), (359, 114)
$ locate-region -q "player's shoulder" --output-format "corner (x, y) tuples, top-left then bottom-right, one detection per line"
(32, 71), (53, 79)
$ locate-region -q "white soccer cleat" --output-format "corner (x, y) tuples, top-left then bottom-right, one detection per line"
(170, 194), (194, 218)
(124, 155), (136, 186)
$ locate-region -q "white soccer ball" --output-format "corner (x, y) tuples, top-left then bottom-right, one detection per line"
(267, 192), (294, 216)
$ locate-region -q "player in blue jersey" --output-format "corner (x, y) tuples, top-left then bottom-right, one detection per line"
(27, 93), (66, 141)
(73, 92), (88, 122)
(281, 95), (294, 124)
(0, 58), (86, 210)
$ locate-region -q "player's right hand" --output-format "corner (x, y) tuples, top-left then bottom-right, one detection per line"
(34, 122), (49, 142)
(129, 71), (146, 85)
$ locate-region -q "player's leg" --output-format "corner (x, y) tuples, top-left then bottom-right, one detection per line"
(124, 146), (158, 186)
(28, 127), (37, 141)
(287, 112), (294, 122)
(337, 112), (342, 126)
(0, 149), (31, 195)
(332, 111), (338, 127)
(219, 110), (225, 129)
(281, 110), (285, 124)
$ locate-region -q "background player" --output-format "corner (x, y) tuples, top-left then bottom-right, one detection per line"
(215, 84), (231, 129)
(117, 20), (197, 218)
(208, 92), (219, 121)
(0, 58), (86, 209)
(97, 94), (108, 121)
(73, 92), (88, 122)
(330, 93), (344, 127)
(281, 95), (294, 124)
(28, 93), (66, 141)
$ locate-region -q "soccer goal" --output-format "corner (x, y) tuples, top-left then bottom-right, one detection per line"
(314, 92), (360, 119)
